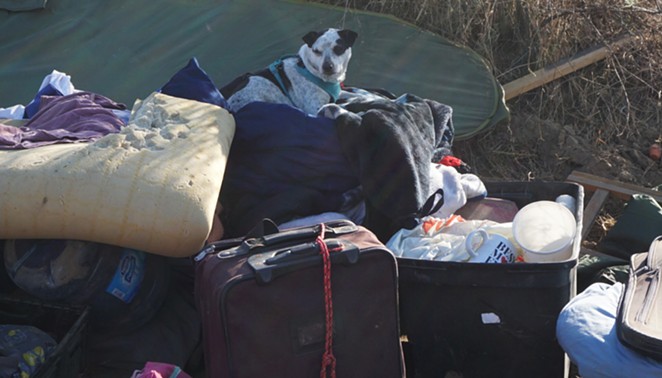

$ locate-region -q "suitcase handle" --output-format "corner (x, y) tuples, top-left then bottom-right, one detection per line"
(247, 238), (360, 284)
(258, 220), (357, 248)
(197, 220), (359, 261)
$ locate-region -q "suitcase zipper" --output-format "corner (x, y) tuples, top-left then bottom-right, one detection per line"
(193, 245), (216, 262)
(635, 268), (659, 325)
(193, 240), (253, 262)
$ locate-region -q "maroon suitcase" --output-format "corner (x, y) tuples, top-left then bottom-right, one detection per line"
(194, 219), (405, 378)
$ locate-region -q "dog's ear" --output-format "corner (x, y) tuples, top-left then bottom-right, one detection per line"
(338, 29), (358, 47)
(302, 31), (320, 47)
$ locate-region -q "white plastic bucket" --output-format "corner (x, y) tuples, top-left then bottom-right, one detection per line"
(512, 200), (577, 263)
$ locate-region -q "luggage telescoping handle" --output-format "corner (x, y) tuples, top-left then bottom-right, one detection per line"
(255, 220), (357, 248)
(247, 238), (360, 284)
(196, 220), (359, 261)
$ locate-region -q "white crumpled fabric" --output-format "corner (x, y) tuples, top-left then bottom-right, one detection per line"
(386, 216), (516, 262)
(426, 163), (487, 220)
(0, 70), (77, 119)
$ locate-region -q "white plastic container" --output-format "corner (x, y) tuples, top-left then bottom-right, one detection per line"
(512, 200), (577, 263)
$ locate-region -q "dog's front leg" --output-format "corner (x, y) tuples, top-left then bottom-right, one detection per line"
(317, 103), (351, 120)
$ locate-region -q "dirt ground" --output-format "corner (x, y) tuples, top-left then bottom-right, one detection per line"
(454, 113), (662, 187)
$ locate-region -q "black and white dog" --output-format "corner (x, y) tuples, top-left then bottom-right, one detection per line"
(221, 28), (358, 115)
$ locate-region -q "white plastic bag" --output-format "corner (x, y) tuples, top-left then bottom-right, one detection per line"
(386, 216), (502, 262)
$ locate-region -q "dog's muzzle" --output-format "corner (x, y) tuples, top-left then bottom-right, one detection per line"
(322, 61), (335, 74)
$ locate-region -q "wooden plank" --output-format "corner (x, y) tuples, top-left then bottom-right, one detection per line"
(503, 34), (633, 101)
(581, 188), (610, 240)
(567, 170), (662, 203)
(567, 169), (661, 242)
(580, 246), (628, 262)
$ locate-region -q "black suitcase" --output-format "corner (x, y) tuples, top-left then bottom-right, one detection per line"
(194, 219), (405, 378)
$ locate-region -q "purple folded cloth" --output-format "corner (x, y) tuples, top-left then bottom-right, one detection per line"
(0, 91), (126, 149)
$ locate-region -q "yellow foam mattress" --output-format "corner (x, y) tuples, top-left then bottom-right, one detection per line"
(0, 92), (235, 257)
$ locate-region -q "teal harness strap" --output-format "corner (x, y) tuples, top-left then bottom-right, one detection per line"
(268, 57), (296, 105)
(268, 55), (342, 103)
(293, 63), (341, 101)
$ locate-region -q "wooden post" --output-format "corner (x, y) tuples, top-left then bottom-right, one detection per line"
(567, 170), (662, 240)
(503, 34), (634, 101)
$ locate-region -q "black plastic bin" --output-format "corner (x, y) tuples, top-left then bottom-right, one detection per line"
(398, 181), (583, 378)
(0, 295), (89, 378)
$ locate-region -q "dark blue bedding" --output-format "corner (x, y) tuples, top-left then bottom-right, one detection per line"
(219, 91), (455, 240)
(219, 101), (360, 237)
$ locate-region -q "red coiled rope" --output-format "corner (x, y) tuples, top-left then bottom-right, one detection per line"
(318, 224), (336, 378)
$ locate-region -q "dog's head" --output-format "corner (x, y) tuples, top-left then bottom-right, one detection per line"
(298, 28), (358, 83)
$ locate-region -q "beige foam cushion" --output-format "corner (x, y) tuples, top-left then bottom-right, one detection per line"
(0, 92), (235, 257)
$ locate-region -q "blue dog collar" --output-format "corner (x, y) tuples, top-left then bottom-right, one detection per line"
(294, 61), (341, 101)
(269, 55), (341, 102)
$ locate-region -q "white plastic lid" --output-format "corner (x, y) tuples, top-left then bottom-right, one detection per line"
(512, 200), (577, 254)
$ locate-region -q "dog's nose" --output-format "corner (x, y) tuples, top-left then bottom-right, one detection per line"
(322, 61), (335, 73)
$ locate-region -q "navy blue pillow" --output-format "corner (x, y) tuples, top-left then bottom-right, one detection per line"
(23, 84), (63, 119)
(159, 57), (228, 108)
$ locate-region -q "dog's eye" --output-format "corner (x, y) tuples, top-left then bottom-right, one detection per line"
(312, 48), (322, 55)
(333, 45), (348, 55)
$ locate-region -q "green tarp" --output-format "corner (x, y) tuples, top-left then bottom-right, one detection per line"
(0, 0), (508, 140)
(0, 0), (46, 12)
